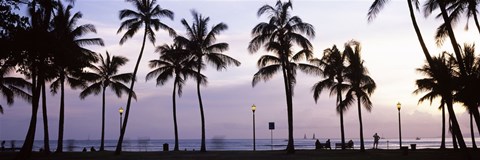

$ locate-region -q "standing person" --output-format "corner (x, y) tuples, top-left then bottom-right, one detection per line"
(373, 133), (380, 149)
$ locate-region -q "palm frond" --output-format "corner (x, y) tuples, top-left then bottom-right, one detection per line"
(311, 78), (334, 103)
(110, 81), (136, 99)
(298, 63), (322, 76)
(79, 82), (102, 99)
(252, 64), (281, 87)
(367, 0), (389, 22)
(205, 53), (241, 71)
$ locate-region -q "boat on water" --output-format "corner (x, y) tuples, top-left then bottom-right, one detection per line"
(416, 137), (421, 140)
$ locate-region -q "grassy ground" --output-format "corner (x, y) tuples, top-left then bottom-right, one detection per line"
(1, 149), (479, 160)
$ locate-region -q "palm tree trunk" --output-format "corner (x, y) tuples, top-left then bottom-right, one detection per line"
(438, 2), (466, 76)
(56, 74), (65, 153)
(282, 62), (295, 154)
(172, 80), (179, 151)
(100, 86), (106, 151)
(41, 81), (50, 153)
(445, 98), (467, 149)
(470, 107), (480, 139)
(450, 118), (459, 149)
(17, 72), (41, 159)
(337, 85), (346, 150)
(196, 64), (207, 152)
(470, 113), (477, 148)
(407, 0), (433, 64)
(357, 96), (365, 151)
(115, 27), (148, 155)
(339, 109), (346, 150)
(440, 102), (446, 149)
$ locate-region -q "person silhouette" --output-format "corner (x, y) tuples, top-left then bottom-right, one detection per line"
(325, 139), (331, 149)
(90, 146), (96, 152)
(373, 133), (380, 149)
(315, 139), (321, 149)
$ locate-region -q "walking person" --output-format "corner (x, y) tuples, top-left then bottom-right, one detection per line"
(373, 133), (380, 149)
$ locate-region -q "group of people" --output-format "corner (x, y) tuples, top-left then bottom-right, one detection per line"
(314, 132), (381, 150)
(315, 139), (354, 149)
(82, 146), (97, 152)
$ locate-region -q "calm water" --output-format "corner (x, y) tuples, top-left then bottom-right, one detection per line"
(4, 137), (480, 152)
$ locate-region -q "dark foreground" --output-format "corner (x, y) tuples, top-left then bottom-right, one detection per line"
(1, 149), (479, 160)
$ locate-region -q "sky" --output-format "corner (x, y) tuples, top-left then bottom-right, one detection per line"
(1, 0), (480, 142)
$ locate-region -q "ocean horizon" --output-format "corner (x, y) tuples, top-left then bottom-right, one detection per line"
(3, 137), (479, 152)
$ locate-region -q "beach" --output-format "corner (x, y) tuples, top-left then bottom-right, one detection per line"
(1, 149), (479, 160)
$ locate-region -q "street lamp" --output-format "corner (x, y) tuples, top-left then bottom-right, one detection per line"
(251, 104), (256, 151)
(119, 107), (124, 134)
(397, 102), (402, 148)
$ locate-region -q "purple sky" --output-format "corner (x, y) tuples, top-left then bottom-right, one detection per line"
(1, 0), (479, 141)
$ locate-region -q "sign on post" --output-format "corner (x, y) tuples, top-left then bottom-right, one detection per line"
(269, 122), (275, 130)
(269, 122), (275, 150)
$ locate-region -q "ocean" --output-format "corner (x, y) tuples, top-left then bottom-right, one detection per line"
(3, 137), (480, 152)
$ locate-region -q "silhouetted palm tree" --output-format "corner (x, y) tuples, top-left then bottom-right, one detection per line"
(414, 53), (455, 149)
(368, 0), (434, 65)
(342, 41), (376, 152)
(311, 45), (349, 150)
(115, 0), (175, 154)
(175, 10), (240, 152)
(146, 44), (205, 151)
(248, 0), (315, 153)
(50, 2), (103, 152)
(424, 0), (469, 150)
(80, 52), (135, 151)
(16, 0), (56, 157)
(455, 44), (480, 148)
(414, 52), (459, 150)
(424, 0), (472, 149)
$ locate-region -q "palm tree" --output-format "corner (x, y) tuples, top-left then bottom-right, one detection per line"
(248, 0), (315, 153)
(115, 0), (175, 154)
(368, 0), (434, 65)
(175, 10), (240, 152)
(50, 2), (104, 152)
(414, 52), (459, 150)
(16, 0), (56, 157)
(455, 44), (480, 148)
(80, 52), (135, 151)
(146, 44), (204, 151)
(342, 41), (376, 152)
(311, 45), (349, 150)
(424, 1), (472, 150)
(414, 53), (457, 149)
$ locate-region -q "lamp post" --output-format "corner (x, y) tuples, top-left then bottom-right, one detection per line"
(119, 107), (124, 134)
(397, 102), (402, 148)
(251, 104), (256, 151)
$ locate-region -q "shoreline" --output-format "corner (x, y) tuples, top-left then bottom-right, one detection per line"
(1, 149), (479, 160)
